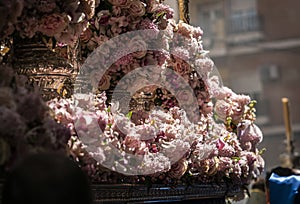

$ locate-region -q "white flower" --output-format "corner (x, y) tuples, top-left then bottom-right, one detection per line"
(139, 153), (171, 174)
(87, 146), (106, 163)
(136, 124), (158, 141)
(160, 140), (190, 163)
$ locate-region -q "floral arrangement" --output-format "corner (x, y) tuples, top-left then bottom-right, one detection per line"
(0, 0), (97, 45)
(80, 0), (174, 59)
(46, 0), (265, 195)
(0, 64), (71, 170)
(48, 90), (264, 185)
(0, 0), (265, 200)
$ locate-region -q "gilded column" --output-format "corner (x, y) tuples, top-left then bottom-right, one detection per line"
(178, 0), (190, 24)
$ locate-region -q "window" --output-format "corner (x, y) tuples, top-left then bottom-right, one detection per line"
(228, 0), (260, 34)
(196, 3), (223, 49)
(229, 9), (260, 33)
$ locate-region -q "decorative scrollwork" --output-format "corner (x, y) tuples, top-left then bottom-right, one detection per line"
(12, 34), (78, 100)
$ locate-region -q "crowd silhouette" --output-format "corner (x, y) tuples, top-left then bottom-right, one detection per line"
(2, 152), (93, 204)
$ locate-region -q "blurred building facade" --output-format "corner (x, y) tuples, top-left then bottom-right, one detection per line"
(189, 0), (300, 171)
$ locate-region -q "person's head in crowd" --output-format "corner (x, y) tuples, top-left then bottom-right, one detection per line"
(265, 153), (300, 204)
(279, 153), (293, 169)
(2, 152), (93, 204)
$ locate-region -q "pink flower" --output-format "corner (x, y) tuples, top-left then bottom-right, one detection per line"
(138, 18), (159, 37)
(125, 16), (140, 30)
(177, 21), (193, 38)
(254, 154), (265, 175)
(239, 123), (263, 149)
(153, 4), (174, 19)
(196, 157), (219, 175)
(232, 94), (251, 107)
(128, 0), (146, 17)
(53, 108), (74, 125)
(96, 10), (111, 25)
(147, 0), (160, 13)
(114, 47), (134, 66)
(172, 46), (190, 62)
(242, 151), (257, 166)
(89, 71), (111, 90)
(109, 16), (129, 35)
(213, 86), (234, 100)
(56, 22), (87, 45)
(128, 36), (147, 58)
(175, 89), (195, 106)
(88, 146), (106, 163)
(214, 100), (231, 121)
(136, 124), (157, 141)
(230, 95), (251, 122)
(216, 138), (225, 150)
(214, 92), (251, 123)
(241, 141), (252, 151)
(107, 6), (118, 16)
(202, 101), (213, 115)
(123, 135), (146, 155)
(92, 34), (110, 47)
(0, 0), (24, 38)
(108, 0), (130, 7)
(98, 74), (112, 90)
(16, 17), (39, 38)
(75, 111), (101, 144)
(80, 28), (93, 42)
(217, 139), (236, 157)
(217, 157), (233, 175)
(38, 13), (68, 37)
(193, 143), (217, 161)
(94, 92), (108, 111)
(160, 140), (190, 163)
(176, 21), (203, 40)
(168, 158), (188, 179)
(16, 91), (47, 124)
(195, 58), (214, 77)
(164, 125), (177, 140)
(192, 26), (203, 39)
(173, 61), (190, 76)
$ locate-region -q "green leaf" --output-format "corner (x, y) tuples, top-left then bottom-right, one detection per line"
(231, 156), (241, 162)
(126, 111), (133, 119)
(156, 11), (165, 19)
(258, 148), (266, 155)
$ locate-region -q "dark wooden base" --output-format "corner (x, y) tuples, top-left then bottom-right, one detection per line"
(91, 183), (240, 204)
(0, 180), (240, 204)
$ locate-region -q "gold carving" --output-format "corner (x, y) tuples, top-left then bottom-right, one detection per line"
(178, 0), (190, 24)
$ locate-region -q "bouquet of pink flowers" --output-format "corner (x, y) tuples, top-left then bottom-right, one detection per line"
(46, 1), (265, 196)
(0, 0), (265, 200)
(0, 0), (97, 45)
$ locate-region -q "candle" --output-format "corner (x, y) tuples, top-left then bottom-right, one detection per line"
(282, 97), (293, 155)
